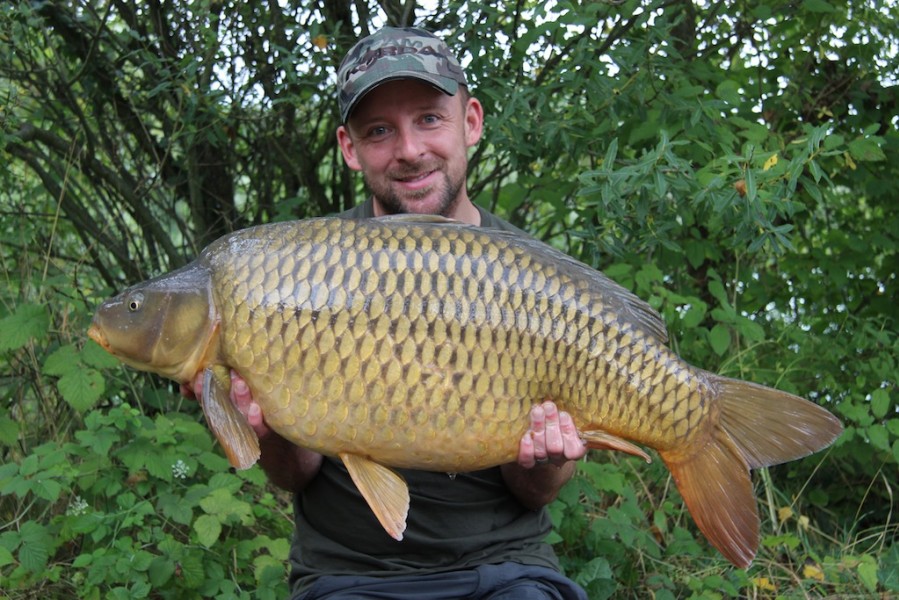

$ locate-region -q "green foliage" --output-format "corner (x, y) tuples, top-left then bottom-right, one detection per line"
(2, 0), (897, 597)
(548, 456), (897, 598)
(0, 400), (292, 598)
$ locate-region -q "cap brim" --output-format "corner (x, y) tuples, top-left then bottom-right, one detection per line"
(341, 72), (461, 122)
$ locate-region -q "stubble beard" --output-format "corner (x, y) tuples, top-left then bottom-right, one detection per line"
(365, 161), (467, 218)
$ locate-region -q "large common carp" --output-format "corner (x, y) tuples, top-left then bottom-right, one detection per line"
(88, 215), (842, 567)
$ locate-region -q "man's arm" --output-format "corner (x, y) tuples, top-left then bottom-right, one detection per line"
(184, 372), (322, 493)
(501, 402), (587, 510)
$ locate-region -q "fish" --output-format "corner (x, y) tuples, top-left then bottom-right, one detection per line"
(87, 215), (842, 567)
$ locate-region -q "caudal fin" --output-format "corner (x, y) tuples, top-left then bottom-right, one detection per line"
(659, 377), (843, 567)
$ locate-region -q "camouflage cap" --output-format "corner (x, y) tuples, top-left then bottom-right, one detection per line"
(337, 27), (468, 122)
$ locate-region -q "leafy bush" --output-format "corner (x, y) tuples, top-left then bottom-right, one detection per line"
(0, 302), (292, 599)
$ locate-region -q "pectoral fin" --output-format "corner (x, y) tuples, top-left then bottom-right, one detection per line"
(200, 367), (261, 470)
(340, 452), (409, 541)
(582, 430), (651, 463)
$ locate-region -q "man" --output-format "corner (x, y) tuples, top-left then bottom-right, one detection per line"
(193, 27), (590, 599)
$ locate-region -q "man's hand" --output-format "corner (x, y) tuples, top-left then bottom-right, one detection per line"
(517, 401), (587, 469)
(501, 401), (587, 509)
(181, 371), (271, 438)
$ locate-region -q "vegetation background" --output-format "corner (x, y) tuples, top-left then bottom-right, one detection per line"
(1, 0), (896, 597)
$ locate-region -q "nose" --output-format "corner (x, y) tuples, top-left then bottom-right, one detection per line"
(393, 125), (425, 162)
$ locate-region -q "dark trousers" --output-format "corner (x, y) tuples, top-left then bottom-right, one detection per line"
(292, 562), (588, 600)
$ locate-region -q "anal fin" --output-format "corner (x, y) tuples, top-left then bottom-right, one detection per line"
(200, 367), (261, 470)
(582, 430), (651, 463)
(340, 452), (409, 541)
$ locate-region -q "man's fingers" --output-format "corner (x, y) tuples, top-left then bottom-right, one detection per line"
(518, 432), (537, 469)
(180, 371), (204, 399)
(228, 370), (271, 437)
(541, 401), (565, 456)
(230, 371), (252, 410)
(522, 401), (589, 468)
(559, 410), (587, 461)
(529, 404), (548, 461)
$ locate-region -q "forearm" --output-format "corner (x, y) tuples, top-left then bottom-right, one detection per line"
(257, 431), (323, 493)
(500, 460), (576, 510)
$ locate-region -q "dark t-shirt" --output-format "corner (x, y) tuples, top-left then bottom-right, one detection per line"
(287, 199), (558, 593)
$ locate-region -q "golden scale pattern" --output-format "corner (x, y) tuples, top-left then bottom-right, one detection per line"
(205, 218), (709, 470)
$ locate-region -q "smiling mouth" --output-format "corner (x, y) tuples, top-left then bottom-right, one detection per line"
(395, 170), (434, 183)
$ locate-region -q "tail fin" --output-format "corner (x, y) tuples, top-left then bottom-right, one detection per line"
(659, 377), (842, 567)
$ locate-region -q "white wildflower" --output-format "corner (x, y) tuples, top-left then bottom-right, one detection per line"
(66, 495), (89, 516)
(172, 459), (190, 480)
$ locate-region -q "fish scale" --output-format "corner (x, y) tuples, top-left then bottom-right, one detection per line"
(89, 214), (842, 567)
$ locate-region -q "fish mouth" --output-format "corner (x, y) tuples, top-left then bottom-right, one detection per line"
(87, 324), (109, 350)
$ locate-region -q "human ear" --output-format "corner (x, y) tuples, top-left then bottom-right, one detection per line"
(336, 125), (362, 171)
(463, 97), (484, 147)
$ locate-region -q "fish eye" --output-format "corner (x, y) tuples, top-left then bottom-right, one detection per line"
(128, 292), (144, 312)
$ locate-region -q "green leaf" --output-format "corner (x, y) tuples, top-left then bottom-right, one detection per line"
(574, 556), (613, 586)
(200, 487), (253, 526)
(200, 487), (235, 516)
(739, 122), (770, 144)
(0, 544), (14, 567)
(194, 514), (221, 548)
(709, 324), (731, 355)
(158, 492), (195, 525)
(178, 552), (206, 589)
(58, 369), (105, 412)
(867, 424), (890, 452)
(870, 389), (891, 419)
(857, 556), (879, 593)
(43, 344), (81, 376)
(635, 263), (663, 292)
(681, 302), (708, 329)
(32, 477), (63, 502)
(148, 556), (175, 587)
(715, 80), (741, 105)
(0, 413), (19, 446)
(17, 521), (52, 573)
(708, 278), (729, 306)
(881, 544), (899, 591)
(82, 339), (123, 369)
(802, 0), (836, 12)
(267, 537), (290, 561)
(0, 303), (50, 352)
(72, 552), (93, 568)
(735, 316), (766, 343)
(848, 137), (886, 162)
(253, 554), (285, 587)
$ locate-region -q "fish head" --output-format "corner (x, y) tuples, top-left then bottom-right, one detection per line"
(88, 263), (218, 383)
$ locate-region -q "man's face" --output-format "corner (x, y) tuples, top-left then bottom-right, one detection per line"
(337, 79), (483, 218)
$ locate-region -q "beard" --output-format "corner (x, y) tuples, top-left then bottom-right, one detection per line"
(364, 160), (467, 217)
